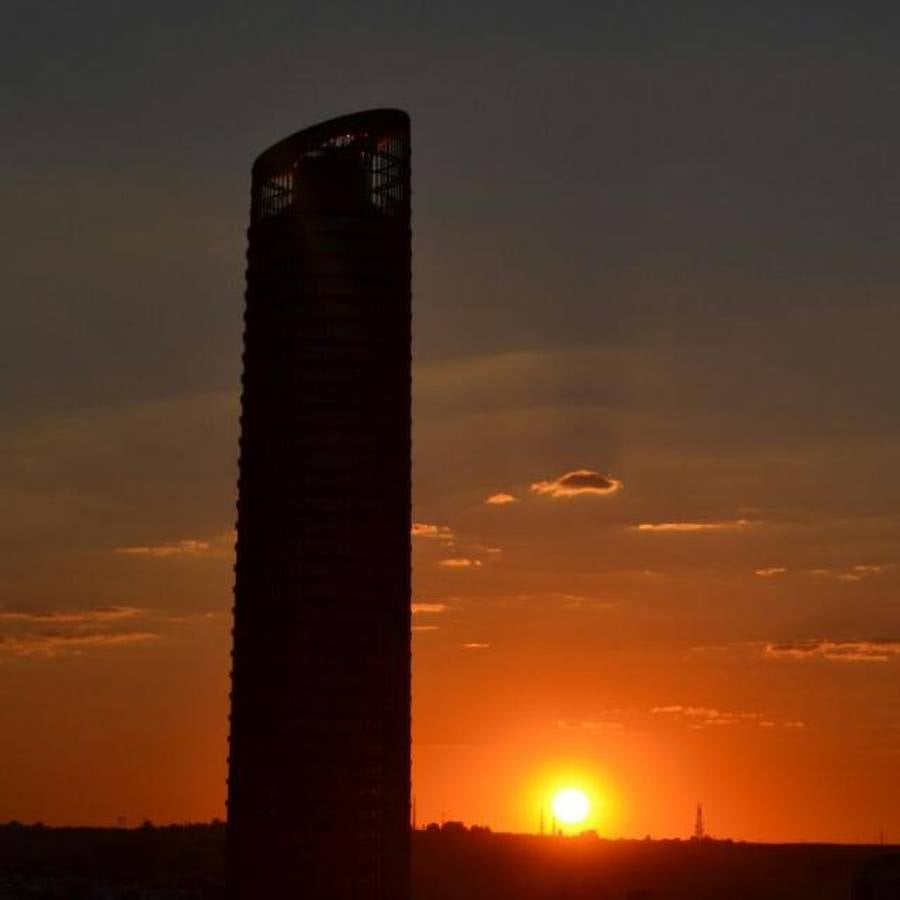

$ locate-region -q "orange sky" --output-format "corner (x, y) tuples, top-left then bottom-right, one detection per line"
(2, 0), (900, 846)
(1, 353), (898, 842)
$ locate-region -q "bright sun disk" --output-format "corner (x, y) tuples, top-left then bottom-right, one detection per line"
(552, 787), (590, 825)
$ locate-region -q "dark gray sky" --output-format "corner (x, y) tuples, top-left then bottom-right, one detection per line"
(2, 1), (900, 839)
(5, 1), (900, 410)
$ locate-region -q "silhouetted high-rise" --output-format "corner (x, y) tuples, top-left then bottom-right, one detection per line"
(226, 110), (411, 900)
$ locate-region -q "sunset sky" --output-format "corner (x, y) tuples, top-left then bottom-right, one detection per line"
(2, 1), (899, 842)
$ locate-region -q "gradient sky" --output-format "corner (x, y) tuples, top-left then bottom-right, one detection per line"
(2, 1), (899, 842)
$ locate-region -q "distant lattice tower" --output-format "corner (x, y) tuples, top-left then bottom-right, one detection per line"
(693, 803), (706, 841)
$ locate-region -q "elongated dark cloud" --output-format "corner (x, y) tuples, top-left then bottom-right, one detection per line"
(0, 606), (218, 660)
(0, 606), (142, 624)
(531, 469), (622, 499)
(0, 631), (158, 658)
(764, 639), (900, 663)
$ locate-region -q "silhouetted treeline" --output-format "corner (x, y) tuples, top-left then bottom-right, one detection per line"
(0, 821), (223, 898)
(0, 821), (897, 900)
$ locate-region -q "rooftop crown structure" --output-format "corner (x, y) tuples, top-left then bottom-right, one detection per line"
(226, 109), (411, 900)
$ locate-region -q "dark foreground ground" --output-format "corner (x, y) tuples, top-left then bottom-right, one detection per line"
(0, 821), (897, 899)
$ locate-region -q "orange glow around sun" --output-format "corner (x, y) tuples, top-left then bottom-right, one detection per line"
(527, 764), (610, 834)
(552, 787), (590, 825)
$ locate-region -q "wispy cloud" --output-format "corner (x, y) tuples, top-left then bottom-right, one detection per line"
(548, 593), (618, 610)
(0, 631), (158, 658)
(531, 469), (622, 499)
(764, 639), (900, 663)
(460, 642), (490, 649)
(439, 558), (482, 569)
(0, 606), (142, 624)
(851, 564), (890, 575)
(635, 519), (756, 533)
(651, 705), (763, 728)
(809, 564), (892, 582)
(114, 539), (210, 558)
(556, 719), (624, 733)
(0, 606), (217, 661)
(755, 567), (787, 577)
(412, 624), (440, 632)
(411, 602), (448, 614)
(412, 522), (454, 540)
(486, 493), (518, 505)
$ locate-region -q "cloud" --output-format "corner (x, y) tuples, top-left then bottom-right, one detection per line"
(851, 564), (891, 575)
(764, 639), (900, 663)
(556, 719), (624, 733)
(755, 567), (787, 577)
(486, 493), (518, 505)
(411, 522), (454, 540)
(635, 519), (756, 533)
(530, 469), (622, 499)
(651, 705), (762, 728)
(809, 564), (891, 582)
(460, 642), (490, 649)
(411, 602), (448, 614)
(543, 593), (618, 610)
(439, 558), (482, 569)
(161, 611), (220, 624)
(0, 606), (218, 661)
(0, 631), (158, 658)
(114, 539), (210, 558)
(0, 606), (142, 624)
(651, 704), (806, 731)
(412, 625), (440, 632)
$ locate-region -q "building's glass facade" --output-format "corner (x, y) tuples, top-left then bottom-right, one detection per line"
(226, 109), (411, 900)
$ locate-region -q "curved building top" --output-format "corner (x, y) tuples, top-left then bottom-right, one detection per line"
(250, 109), (410, 223)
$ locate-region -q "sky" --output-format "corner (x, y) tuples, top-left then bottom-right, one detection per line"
(2, 0), (899, 842)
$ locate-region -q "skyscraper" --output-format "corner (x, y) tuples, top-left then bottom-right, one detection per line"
(226, 110), (411, 900)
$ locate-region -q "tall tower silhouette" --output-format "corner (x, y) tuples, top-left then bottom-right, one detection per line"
(226, 110), (411, 900)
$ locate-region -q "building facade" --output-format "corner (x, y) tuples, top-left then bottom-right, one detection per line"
(226, 110), (411, 900)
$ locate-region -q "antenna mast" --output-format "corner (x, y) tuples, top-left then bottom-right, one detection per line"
(693, 803), (706, 841)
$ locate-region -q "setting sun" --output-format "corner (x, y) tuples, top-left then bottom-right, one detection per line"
(552, 788), (590, 826)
